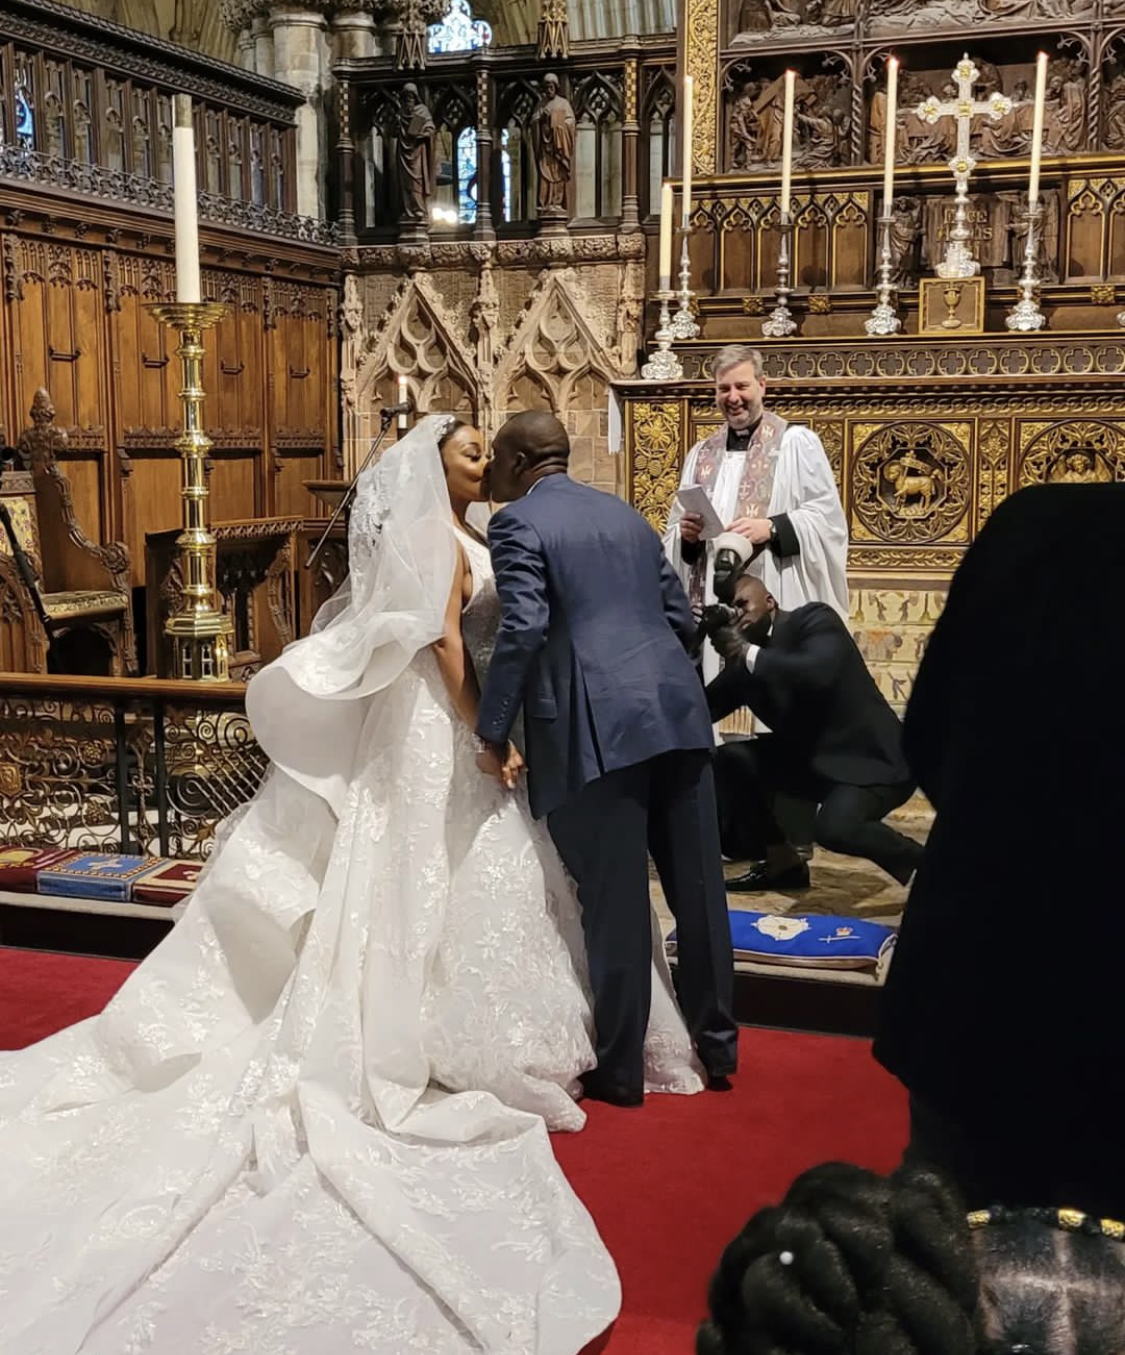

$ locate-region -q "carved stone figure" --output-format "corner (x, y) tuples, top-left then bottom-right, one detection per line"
(532, 73), (576, 216)
(1043, 68), (1084, 153)
(887, 196), (922, 287)
(729, 77), (764, 169)
(1105, 72), (1125, 149)
(811, 0), (858, 25)
(396, 83), (437, 227)
(734, 0), (803, 38)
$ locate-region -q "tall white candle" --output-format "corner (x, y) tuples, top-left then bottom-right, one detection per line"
(681, 75), (694, 229)
(780, 70), (796, 224)
(658, 181), (674, 290)
(882, 57), (898, 218)
(1028, 51), (1048, 206)
(171, 94), (201, 305)
(397, 373), (409, 432)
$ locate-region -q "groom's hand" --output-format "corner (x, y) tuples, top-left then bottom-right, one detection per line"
(476, 739), (524, 790)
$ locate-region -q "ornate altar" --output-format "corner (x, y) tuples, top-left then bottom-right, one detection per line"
(146, 518), (301, 680)
(616, 0), (1125, 710)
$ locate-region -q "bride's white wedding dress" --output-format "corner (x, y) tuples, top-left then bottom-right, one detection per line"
(0, 417), (702, 1355)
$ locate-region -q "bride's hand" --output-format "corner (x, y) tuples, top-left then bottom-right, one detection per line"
(500, 743), (525, 790)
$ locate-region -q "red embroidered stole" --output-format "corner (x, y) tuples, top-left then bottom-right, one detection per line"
(685, 411), (789, 606)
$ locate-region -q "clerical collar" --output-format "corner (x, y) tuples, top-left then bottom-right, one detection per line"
(726, 416), (763, 450)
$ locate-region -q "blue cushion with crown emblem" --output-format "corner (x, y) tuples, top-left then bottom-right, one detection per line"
(666, 909), (896, 972)
(37, 852), (162, 903)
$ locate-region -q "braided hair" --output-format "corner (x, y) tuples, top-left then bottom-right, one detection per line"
(697, 1162), (980, 1355)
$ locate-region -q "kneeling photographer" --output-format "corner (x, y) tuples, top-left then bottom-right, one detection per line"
(705, 569), (924, 892)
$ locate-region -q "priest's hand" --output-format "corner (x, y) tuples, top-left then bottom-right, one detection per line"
(712, 624), (750, 667)
(728, 516), (772, 545)
(679, 512), (704, 544)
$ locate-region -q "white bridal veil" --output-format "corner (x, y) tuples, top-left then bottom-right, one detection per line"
(247, 414), (460, 814)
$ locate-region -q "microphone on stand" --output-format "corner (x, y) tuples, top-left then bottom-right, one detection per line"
(304, 399), (413, 571)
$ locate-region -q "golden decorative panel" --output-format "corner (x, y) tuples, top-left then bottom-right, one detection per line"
(1018, 420), (1125, 487)
(850, 421), (973, 545)
(685, 0), (719, 175)
(628, 400), (685, 530)
(919, 277), (986, 335)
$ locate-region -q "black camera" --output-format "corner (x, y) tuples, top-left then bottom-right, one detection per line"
(689, 602), (739, 658)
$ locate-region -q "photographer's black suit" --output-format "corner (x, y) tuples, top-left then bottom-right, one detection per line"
(705, 602), (923, 883)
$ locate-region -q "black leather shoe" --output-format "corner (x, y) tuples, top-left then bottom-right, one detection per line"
(725, 861), (810, 892)
(580, 1072), (644, 1108)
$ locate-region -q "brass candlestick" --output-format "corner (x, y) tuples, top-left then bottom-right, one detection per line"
(146, 301), (233, 681)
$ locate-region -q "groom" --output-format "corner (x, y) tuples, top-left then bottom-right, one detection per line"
(476, 411), (738, 1105)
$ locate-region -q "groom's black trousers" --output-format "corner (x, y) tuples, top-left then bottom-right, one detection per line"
(547, 749), (737, 1093)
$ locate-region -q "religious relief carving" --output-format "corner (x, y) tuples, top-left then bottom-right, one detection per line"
(731, 0), (855, 44)
(867, 0), (1090, 31)
(852, 423), (971, 544)
(396, 83), (437, 241)
(1019, 421), (1125, 488)
(727, 70), (849, 170)
(1105, 74), (1125, 150)
(532, 74), (576, 228)
(878, 59), (1083, 167)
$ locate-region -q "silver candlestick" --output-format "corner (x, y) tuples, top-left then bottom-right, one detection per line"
(641, 290), (684, 381)
(1006, 200), (1046, 332)
(762, 217), (798, 338)
(865, 213), (901, 337)
(669, 232), (700, 340)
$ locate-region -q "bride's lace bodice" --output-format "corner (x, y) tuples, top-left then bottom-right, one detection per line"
(457, 528), (500, 680)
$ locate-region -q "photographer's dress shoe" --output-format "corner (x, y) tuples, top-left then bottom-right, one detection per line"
(725, 861), (810, 892)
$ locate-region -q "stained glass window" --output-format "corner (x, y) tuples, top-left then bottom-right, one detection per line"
(427, 0), (495, 224)
(427, 0), (491, 55)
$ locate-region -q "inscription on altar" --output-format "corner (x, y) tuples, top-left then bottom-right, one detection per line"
(923, 196), (1006, 270)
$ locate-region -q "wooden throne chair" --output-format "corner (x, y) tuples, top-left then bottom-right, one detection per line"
(6, 389), (137, 676)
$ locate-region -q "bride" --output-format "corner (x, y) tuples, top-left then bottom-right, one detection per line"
(0, 413), (702, 1355)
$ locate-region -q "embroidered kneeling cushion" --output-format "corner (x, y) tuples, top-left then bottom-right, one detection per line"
(38, 852), (160, 903)
(0, 847), (81, 892)
(667, 909), (896, 971)
(132, 859), (202, 905)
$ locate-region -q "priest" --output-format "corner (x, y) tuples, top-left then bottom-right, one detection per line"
(663, 343), (849, 695)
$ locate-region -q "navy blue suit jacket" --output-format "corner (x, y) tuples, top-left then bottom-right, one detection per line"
(476, 475), (714, 819)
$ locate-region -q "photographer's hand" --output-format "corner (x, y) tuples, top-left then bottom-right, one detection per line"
(712, 624), (750, 667)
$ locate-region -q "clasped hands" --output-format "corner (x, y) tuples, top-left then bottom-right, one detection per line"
(679, 513), (772, 546)
(476, 740), (525, 790)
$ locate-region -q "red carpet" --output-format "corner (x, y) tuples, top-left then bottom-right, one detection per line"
(0, 947), (907, 1353)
